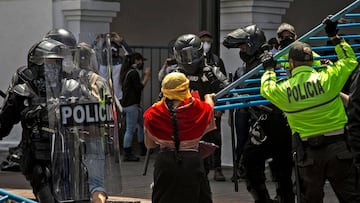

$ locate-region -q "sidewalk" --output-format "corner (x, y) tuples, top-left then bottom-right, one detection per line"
(0, 151), (338, 203)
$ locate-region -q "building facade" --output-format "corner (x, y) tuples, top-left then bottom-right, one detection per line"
(0, 0), (357, 164)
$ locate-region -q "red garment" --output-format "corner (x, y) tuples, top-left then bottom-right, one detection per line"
(144, 97), (213, 143)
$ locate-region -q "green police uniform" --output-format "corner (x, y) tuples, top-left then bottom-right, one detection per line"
(261, 39), (357, 139)
(279, 51), (322, 70)
(260, 39), (360, 202)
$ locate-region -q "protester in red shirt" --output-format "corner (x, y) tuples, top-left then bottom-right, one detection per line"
(144, 72), (215, 203)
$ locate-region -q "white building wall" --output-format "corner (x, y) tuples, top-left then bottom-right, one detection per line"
(0, 0), (120, 150)
(0, 0), (53, 150)
(219, 0), (293, 166)
(0, 0), (357, 166)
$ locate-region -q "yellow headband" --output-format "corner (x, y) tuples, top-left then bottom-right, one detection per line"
(161, 72), (191, 101)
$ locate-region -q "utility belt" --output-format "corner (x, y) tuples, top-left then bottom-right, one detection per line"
(301, 129), (345, 148)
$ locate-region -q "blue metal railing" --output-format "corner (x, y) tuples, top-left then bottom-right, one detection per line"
(0, 189), (37, 203)
(1, 1), (360, 201)
(214, 0), (360, 111)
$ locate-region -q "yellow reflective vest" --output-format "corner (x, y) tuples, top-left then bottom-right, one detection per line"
(279, 51), (323, 69)
(260, 39), (358, 139)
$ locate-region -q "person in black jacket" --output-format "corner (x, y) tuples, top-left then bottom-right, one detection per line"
(197, 30), (227, 181)
(197, 30), (226, 75)
(223, 24), (294, 203)
(173, 33), (229, 182)
(119, 52), (151, 161)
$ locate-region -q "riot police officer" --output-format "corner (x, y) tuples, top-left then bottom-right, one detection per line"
(0, 28), (78, 174)
(223, 24), (294, 203)
(261, 18), (360, 202)
(43, 28), (80, 78)
(0, 34), (118, 203)
(47, 29), (122, 203)
(0, 38), (72, 202)
(173, 34), (229, 181)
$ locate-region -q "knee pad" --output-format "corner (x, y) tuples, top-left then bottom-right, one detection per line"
(31, 165), (51, 194)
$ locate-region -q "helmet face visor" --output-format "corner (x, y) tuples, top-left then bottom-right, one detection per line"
(75, 45), (97, 71)
(44, 58), (63, 86)
(29, 39), (69, 66)
(175, 46), (202, 65)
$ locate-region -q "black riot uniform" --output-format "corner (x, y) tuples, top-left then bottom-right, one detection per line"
(0, 39), (71, 202)
(0, 37), (113, 203)
(173, 34), (229, 182)
(223, 24), (294, 203)
(0, 28), (79, 173)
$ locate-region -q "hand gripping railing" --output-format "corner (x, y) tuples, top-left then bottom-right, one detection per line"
(214, 0), (360, 111)
(0, 189), (37, 203)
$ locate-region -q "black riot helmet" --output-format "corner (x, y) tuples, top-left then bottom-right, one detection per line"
(173, 34), (204, 75)
(44, 28), (77, 49)
(223, 24), (266, 56)
(28, 39), (67, 79)
(75, 42), (98, 72)
(44, 28), (78, 74)
(27, 39), (68, 96)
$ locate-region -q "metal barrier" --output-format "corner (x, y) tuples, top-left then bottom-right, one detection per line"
(1, 1), (360, 201)
(131, 45), (172, 109)
(214, 0), (360, 111)
(0, 189), (37, 203)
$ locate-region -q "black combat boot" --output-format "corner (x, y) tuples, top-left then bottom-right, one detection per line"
(36, 184), (55, 203)
(123, 147), (140, 162)
(139, 142), (147, 156)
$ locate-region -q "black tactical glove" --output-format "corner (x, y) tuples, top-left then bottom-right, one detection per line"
(260, 51), (277, 70)
(323, 17), (338, 37)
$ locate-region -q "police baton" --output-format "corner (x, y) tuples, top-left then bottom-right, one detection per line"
(142, 148), (151, 176)
(228, 73), (239, 192)
(293, 151), (302, 203)
(292, 132), (303, 203)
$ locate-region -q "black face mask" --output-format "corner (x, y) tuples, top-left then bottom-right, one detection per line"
(136, 63), (144, 70)
(279, 36), (295, 50)
(239, 51), (256, 64)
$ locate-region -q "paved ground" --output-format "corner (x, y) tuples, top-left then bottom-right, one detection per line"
(0, 150), (339, 203)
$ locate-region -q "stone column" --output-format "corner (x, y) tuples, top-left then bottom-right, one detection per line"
(220, 0), (294, 73)
(53, 0), (121, 44)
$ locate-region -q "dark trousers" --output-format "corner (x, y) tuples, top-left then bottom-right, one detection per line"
(152, 151), (212, 203)
(241, 111), (294, 203)
(234, 109), (250, 163)
(298, 137), (360, 203)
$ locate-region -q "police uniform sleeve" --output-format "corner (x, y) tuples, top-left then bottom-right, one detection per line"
(206, 65), (229, 93)
(324, 39), (358, 94)
(332, 39), (358, 74)
(212, 54), (227, 76)
(260, 70), (286, 109)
